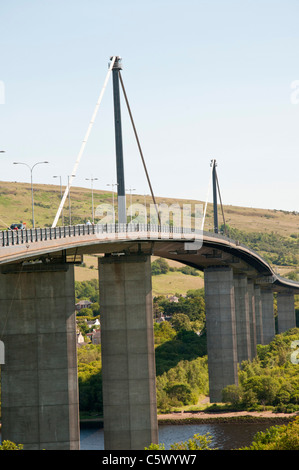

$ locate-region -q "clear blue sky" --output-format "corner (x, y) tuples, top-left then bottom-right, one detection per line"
(1, 0), (299, 212)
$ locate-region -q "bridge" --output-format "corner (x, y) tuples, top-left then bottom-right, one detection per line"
(0, 56), (298, 450)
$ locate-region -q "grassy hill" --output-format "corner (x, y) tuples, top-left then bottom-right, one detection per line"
(0, 180), (298, 294)
(1, 179), (299, 236)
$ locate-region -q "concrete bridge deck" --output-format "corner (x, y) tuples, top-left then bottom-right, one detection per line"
(0, 223), (298, 293)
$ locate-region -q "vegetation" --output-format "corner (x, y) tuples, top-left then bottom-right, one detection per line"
(74, 279), (298, 418)
(145, 432), (214, 450)
(151, 258), (170, 276)
(154, 288), (205, 324)
(151, 258), (200, 277)
(77, 344), (102, 414)
(222, 328), (299, 412)
(156, 356), (208, 412)
(0, 441), (23, 450)
(239, 417), (299, 450)
(221, 224), (299, 267)
(75, 279), (99, 304)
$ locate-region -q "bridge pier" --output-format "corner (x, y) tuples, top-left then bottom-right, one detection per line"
(260, 288), (275, 344)
(247, 280), (257, 359)
(98, 253), (158, 450)
(204, 266), (238, 403)
(254, 285), (264, 346)
(233, 274), (251, 363)
(0, 263), (79, 450)
(277, 292), (296, 333)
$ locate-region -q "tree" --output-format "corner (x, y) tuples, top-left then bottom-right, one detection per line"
(222, 384), (243, 406)
(154, 321), (176, 345)
(75, 279), (99, 303)
(165, 382), (197, 406)
(171, 313), (192, 332)
(77, 307), (93, 317)
(151, 258), (169, 275)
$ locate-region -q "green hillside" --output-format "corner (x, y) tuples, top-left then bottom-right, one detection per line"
(0, 179), (298, 285)
(1, 179), (299, 236)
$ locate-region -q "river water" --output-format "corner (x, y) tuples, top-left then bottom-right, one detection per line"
(0, 421), (277, 450)
(80, 422), (272, 450)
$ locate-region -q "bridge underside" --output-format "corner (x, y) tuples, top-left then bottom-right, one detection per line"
(3, 236), (295, 293)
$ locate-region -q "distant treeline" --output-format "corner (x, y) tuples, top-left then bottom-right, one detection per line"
(221, 224), (299, 266)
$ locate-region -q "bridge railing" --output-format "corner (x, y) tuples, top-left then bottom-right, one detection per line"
(0, 223), (203, 247)
(0, 224), (266, 267)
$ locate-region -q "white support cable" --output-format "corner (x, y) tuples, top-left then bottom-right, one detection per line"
(201, 163), (213, 230)
(52, 56), (117, 228)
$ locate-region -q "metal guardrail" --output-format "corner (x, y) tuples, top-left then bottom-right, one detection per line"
(0, 224), (202, 247)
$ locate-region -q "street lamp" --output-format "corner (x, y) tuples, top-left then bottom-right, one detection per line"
(53, 175), (64, 226)
(107, 183), (118, 224)
(126, 187), (136, 222)
(68, 175), (76, 226)
(85, 177), (98, 224)
(13, 161), (49, 228)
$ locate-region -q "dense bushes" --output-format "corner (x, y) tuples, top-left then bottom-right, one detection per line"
(154, 321), (208, 412)
(77, 324), (208, 415)
(77, 345), (102, 413)
(156, 357), (209, 412)
(240, 417), (299, 450)
(155, 328), (207, 375)
(154, 289), (205, 324)
(151, 258), (170, 275)
(75, 279), (99, 303)
(222, 329), (299, 411)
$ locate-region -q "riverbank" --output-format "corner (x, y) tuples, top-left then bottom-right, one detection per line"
(79, 410), (298, 427)
(157, 410), (299, 425)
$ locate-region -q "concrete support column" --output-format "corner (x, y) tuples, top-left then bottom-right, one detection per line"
(254, 285), (264, 346)
(247, 280), (257, 359)
(98, 253), (158, 450)
(0, 263), (79, 450)
(204, 266), (238, 403)
(261, 288), (275, 344)
(277, 292), (296, 333)
(233, 274), (251, 363)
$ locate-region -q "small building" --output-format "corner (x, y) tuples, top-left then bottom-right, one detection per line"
(77, 329), (85, 345)
(87, 329), (101, 345)
(86, 318), (100, 328)
(75, 300), (92, 311)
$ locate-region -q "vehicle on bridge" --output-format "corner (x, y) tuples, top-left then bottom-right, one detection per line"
(9, 222), (26, 230)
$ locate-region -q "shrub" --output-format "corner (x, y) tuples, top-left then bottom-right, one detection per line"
(0, 440), (23, 450)
(151, 258), (169, 275)
(240, 417), (299, 450)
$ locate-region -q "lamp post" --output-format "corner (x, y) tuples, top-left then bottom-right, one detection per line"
(107, 183), (118, 224)
(13, 161), (48, 228)
(85, 177), (98, 224)
(53, 175), (64, 226)
(68, 175), (76, 226)
(126, 187), (136, 222)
